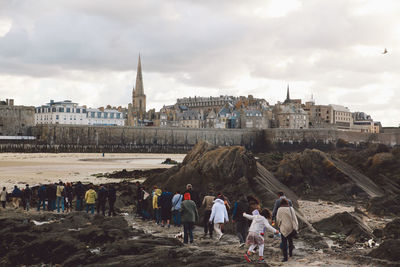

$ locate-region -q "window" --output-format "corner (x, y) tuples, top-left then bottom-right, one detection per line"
(76, 108), (80, 113)
(104, 113), (108, 118)
(82, 109), (86, 113)
(59, 107), (64, 112)
(66, 108), (71, 113)
(52, 107), (56, 112)
(110, 113), (114, 119)
(56, 115), (59, 120)
(97, 112), (102, 118)
(116, 113), (121, 119)
(91, 112), (95, 118)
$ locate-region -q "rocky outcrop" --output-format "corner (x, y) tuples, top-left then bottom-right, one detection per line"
(312, 212), (373, 242)
(367, 194), (400, 216)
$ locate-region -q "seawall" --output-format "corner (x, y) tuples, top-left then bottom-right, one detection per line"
(0, 125), (399, 153)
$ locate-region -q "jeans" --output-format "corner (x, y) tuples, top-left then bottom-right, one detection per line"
(203, 210), (214, 237)
(236, 220), (248, 244)
(56, 196), (64, 213)
(155, 209), (161, 224)
(172, 210), (181, 226)
(86, 203), (95, 214)
(37, 199), (46, 211)
(25, 200), (30, 211)
(183, 222), (194, 244)
(108, 199), (116, 216)
(76, 198), (83, 211)
(97, 200), (106, 215)
(281, 231), (295, 260)
(1, 201), (5, 208)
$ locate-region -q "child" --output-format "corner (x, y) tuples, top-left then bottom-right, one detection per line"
(243, 208), (279, 263)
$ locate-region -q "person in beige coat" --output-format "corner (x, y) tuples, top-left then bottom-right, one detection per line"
(276, 198), (298, 262)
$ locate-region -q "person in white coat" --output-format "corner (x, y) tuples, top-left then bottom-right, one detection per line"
(209, 197), (229, 240)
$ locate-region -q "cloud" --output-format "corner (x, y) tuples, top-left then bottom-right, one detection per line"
(0, 0), (399, 126)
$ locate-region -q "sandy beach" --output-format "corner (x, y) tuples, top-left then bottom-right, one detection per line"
(0, 153), (185, 189)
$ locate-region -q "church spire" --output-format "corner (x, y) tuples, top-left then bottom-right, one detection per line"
(286, 84), (290, 101)
(135, 54), (144, 96)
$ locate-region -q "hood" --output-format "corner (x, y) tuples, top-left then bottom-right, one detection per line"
(155, 189), (162, 196)
(214, 199), (225, 205)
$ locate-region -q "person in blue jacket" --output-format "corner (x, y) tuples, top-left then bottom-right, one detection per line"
(158, 188), (173, 228)
(37, 184), (47, 211)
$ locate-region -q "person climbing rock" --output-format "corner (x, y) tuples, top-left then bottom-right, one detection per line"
(209, 195), (229, 240)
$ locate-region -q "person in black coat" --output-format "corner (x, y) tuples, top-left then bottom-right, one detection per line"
(232, 194), (250, 246)
(47, 184), (57, 211)
(24, 184), (32, 211)
(97, 185), (108, 216)
(37, 184), (46, 211)
(184, 184), (200, 207)
(74, 181), (85, 211)
(107, 185), (117, 216)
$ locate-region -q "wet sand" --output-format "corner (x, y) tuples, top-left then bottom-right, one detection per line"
(0, 153), (185, 189)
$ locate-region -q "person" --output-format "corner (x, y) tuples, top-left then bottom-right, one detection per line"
(64, 183), (73, 213)
(272, 191), (293, 222)
(47, 183), (57, 211)
(202, 193), (215, 238)
(136, 182), (143, 216)
(209, 195), (229, 240)
(37, 184), (46, 211)
(184, 184), (200, 207)
(152, 188), (162, 224)
(85, 186), (97, 214)
(24, 184), (32, 211)
(74, 181), (85, 211)
(1, 187), (7, 209)
(171, 190), (183, 227)
(180, 193), (199, 244)
(56, 181), (65, 213)
(158, 188), (173, 227)
(139, 186), (151, 219)
(276, 198), (298, 262)
(247, 195), (261, 215)
(107, 184), (117, 216)
(11, 185), (22, 209)
(243, 208), (280, 264)
(97, 185), (108, 216)
(232, 194), (250, 247)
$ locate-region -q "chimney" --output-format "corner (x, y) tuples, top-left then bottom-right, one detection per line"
(6, 99), (9, 105)
(9, 99), (14, 106)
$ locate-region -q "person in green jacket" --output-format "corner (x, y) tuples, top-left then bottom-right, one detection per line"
(180, 193), (199, 244)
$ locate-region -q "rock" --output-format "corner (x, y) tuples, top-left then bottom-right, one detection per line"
(383, 218), (400, 240)
(372, 229), (383, 239)
(313, 212), (373, 242)
(346, 234), (356, 245)
(368, 194), (400, 216)
(369, 239), (400, 262)
(161, 158), (178, 165)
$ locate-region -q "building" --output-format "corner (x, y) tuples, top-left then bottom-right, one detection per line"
(179, 110), (204, 128)
(35, 100), (124, 126)
(277, 104), (309, 129)
(128, 55), (147, 126)
(0, 99), (35, 136)
(35, 100), (87, 125)
(330, 104), (353, 130)
(176, 95), (238, 112)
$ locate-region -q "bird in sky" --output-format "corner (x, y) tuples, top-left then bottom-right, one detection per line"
(382, 48), (388, 54)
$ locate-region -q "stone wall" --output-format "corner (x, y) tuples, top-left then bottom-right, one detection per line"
(0, 125), (398, 153)
(0, 105), (35, 136)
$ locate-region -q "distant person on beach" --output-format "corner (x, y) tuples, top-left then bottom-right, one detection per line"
(107, 185), (117, 216)
(37, 184), (46, 211)
(24, 184), (32, 211)
(171, 190), (183, 227)
(202, 193), (215, 238)
(232, 194), (250, 247)
(243, 208), (279, 264)
(272, 191), (293, 223)
(74, 181), (85, 211)
(85, 186), (97, 214)
(152, 188), (162, 224)
(209, 195), (229, 240)
(1, 187), (7, 209)
(276, 198), (298, 262)
(180, 192), (199, 244)
(11, 185), (22, 209)
(47, 183), (56, 211)
(97, 185), (108, 216)
(184, 184), (200, 207)
(158, 188), (173, 228)
(64, 183), (73, 213)
(56, 182), (65, 213)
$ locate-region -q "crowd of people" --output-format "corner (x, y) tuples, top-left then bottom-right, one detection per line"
(0, 182), (117, 216)
(135, 182), (299, 263)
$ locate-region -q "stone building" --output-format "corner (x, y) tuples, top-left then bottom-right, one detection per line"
(0, 99), (35, 136)
(35, 100), (87, 125)
(128, 55), (147, 126)
(277, 104), (309, 129)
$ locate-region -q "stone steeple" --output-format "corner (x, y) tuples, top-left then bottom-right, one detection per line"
(131, 54), (146, 119)
(286, 84), (290, 101)
(134, 54), (144, 96)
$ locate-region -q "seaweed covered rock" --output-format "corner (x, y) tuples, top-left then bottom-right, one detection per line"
(368, 239), (400, 262)
(367, 194), (400, 216)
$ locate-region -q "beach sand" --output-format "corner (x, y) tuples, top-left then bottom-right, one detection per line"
(0, 153), (185, 189)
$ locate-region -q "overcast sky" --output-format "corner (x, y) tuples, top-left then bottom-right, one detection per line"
(0, 0), (399, 126)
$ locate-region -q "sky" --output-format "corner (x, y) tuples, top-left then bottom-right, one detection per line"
(0, 0), (399, 126)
